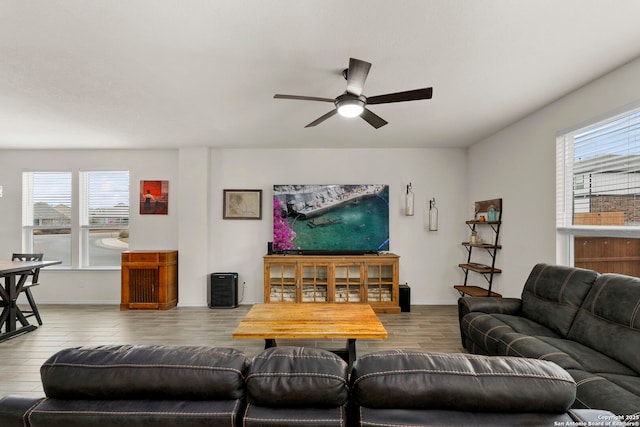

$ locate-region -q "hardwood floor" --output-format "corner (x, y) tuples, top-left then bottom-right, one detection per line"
(0, 304), (465, 399)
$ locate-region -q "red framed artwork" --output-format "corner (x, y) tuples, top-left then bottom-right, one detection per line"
(140, 180), (169, 215)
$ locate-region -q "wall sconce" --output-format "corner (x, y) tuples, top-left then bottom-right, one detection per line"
(405, 183), (414, 216)
(429, 197), (438, 231)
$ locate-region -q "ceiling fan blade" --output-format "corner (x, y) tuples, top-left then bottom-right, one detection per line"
(367, 87), (433, 105)
(346, 58), (372, 96)
(305, 109), (338, 127)
(360, 108), (388, 129)
(274, 94), (335, 103)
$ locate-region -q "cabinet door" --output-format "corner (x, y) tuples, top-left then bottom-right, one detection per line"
(333, 262), (364, 303)
(365, 261), (397, 305)
(300, 263), (329, 302)
(266, 262), (298, 303)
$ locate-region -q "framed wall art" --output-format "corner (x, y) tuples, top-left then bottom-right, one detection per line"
(223, 189), (262, 220)
(140, 180), (169, 215)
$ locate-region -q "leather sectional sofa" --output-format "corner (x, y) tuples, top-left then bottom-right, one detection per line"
(459, 263), (640, 417)
(0, 344), (615, 426)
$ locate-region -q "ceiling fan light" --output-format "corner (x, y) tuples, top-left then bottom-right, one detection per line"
(337, 103), (364, 117)
(336, 96), (365, 118)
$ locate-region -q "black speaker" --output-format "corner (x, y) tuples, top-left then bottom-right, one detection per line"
(208, 273), (238, 308)
(399, 284), (411, 312)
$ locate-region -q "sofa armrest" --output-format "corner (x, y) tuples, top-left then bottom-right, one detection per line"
(458, 296), (522, 318)
(0, 395), (44, 427)
(457, 297), (522, 346)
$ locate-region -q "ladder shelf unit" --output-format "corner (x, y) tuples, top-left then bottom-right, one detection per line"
(454, 198), (502, 298)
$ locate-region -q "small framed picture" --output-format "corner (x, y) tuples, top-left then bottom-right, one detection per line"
(223, 189), (262, 220)
(140, 180), (169, 215)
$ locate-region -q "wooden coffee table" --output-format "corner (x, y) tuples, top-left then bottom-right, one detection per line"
(232, 303), (387, 366)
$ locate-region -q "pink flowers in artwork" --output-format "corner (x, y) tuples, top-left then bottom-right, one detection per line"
(273, 197), (294, 251)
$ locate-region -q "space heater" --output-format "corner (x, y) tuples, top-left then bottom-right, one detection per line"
(208, 272), (238, 308)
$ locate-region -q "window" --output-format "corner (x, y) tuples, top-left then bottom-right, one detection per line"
(23, 170), (129, 268)
(22, 172), (73, 266)
(80, 171), (130, 267)
(556, 103), (640, 276)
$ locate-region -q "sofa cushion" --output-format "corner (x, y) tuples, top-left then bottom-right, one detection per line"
(568, 273), (640, 374)
(355, 408), (616, 427)
(492, 313), (564, 338)
(521, 263), (597, 337)
(462, 312), (561, 355)
(40, 345), (249, 400)
(0, 396), (45, 427)
(26, 399), (241, 427)
(246, 347), (349, 407)
(568, 369), (640, 416)
(493, 332), (583, 370)
(599, 372), (640, 398)
(538, 337), (637, 376)
(351, 350), (576, 413)
(242, 404), (347, 427)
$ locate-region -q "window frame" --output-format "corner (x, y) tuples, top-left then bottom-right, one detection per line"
(22, 170), (73, 268)
(556, 100), (640, 266)
(79, 170), (130, 268)
(22, 169), (130, 270)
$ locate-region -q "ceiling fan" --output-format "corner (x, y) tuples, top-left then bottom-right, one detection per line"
(274, 58), (433, 129)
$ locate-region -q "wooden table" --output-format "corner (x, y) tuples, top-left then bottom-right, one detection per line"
(0, 260), (61, 342)
(232, 303), (387, 366)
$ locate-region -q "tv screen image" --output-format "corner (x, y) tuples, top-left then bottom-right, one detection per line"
(273, 184), (389, 254)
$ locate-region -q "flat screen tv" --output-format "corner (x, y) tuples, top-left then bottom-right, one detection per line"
(272, 184), (389, 255)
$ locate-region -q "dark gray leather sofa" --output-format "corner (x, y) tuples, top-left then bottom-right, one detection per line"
(0, 345), (249, 427)
(0, 343), (615, 427)
(350, 350), (616, 426)
(459, 263), (640, 417)
(243, 346), (350, 426)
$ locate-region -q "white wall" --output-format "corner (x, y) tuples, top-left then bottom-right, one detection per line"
(0, 150), (179, 303)
(177, 147), (211, 306)
(0, 146), (467, 306)
(467, 56), (640, 297)
(208, 148), (468, 305)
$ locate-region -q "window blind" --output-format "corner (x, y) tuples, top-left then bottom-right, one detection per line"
(22, 172), (72, 227)
(22, 170), (129, 268)
(557, 105), (640, 229)
(80, 171), (130, 227)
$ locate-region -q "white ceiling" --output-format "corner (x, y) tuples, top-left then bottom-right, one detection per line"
(1, 1), (640, 150)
